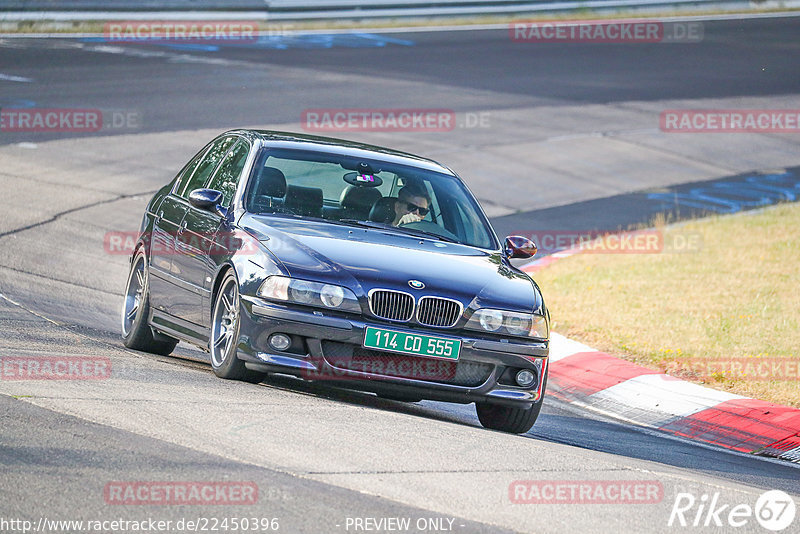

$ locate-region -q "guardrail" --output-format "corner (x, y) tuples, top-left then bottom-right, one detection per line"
(268, 0), (748, 20)
(0, 0), (757, 20)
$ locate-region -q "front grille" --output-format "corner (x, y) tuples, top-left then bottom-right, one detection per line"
(417, 296), (462, 327)
(321, 342), (493, 387)
(369, 289), (414, 322)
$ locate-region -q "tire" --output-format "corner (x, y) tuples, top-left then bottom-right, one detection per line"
(209, 271), (265, 383)
(121, 250), (178, 356)
(475, 397), (544, 434)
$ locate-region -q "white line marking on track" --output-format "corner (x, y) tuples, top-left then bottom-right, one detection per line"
(549, 332), (596, 362)
(0, 73), (32, 82)
(589, 373), (747, 419)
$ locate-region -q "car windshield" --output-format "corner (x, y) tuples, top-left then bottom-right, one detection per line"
(244, 147), (498, 249)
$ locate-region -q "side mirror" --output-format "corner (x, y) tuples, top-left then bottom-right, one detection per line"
(504, 236), (537, 259)
(188, 189), (226, 216)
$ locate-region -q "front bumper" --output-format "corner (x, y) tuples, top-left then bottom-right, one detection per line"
(237, 297), (549, 407)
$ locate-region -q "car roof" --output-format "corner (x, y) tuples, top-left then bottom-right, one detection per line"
(225, 129), (457, 176)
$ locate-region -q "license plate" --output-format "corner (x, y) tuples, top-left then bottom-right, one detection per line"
(363, 326), (461, 360)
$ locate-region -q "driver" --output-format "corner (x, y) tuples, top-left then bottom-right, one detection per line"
(392, 184), (430, 226)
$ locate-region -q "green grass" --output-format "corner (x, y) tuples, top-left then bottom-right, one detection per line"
(535, 202), (800, 407)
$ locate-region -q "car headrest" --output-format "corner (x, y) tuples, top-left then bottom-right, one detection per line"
(369, 196), (397, 223)
(255, 166), (287, 198)
(339, 186), (382, 219)
(285, 185), (323, 218)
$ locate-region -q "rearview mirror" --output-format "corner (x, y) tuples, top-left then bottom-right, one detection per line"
(504, 236), (537, 259)
(189, 188), (224, 211)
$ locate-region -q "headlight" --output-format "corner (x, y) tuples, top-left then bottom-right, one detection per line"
(505, 314), (529, 336)
(290, 280), (314, 304)
(479, 309), (503, 331)
(465, 308), (549, 340)
(258, 276), (360, 313)
(320, 284), (344, 308)
(259, 276), (289, 300)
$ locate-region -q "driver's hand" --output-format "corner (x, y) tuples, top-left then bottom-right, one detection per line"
(398, 213), (423, 225)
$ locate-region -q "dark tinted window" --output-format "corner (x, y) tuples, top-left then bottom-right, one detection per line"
(206, 140), (250, 207)
(176, 136), (236, 199)
(172, 143), (211, 197)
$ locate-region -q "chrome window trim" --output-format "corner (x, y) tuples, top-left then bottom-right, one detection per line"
(170, 142), (214, 197)
(173, 135), (238, 200)
(205, 136), (252, 209)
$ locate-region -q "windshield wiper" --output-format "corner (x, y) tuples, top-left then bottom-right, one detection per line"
(251, 208), (301, 218)
(392, 226), (459, 243)
(337, 219), (459, 243)
(337, 219), (393, 230)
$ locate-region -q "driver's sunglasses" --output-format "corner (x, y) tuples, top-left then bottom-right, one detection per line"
(405, 202), (429, 216)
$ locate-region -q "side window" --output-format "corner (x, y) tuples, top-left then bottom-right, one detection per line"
(206, 140), (250, 207)
(172, 143), (211, 196)
(176, 136), (236, 199)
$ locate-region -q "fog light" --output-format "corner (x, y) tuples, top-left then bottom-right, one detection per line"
(515, 369), (536, 388)
(269, 333), (292, 351)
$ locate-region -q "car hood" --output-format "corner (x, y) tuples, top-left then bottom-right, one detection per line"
(242, 215), (539, 312)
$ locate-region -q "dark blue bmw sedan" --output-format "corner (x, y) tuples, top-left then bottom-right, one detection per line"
(122, 130), (549, 433)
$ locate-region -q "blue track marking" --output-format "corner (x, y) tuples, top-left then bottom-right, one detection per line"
(646, 172), (799, 214)
(81, 33), (414, 51)
(211, 32), (414, 49)
(155, 43), (221, 52)
(0, 99), (36, 108)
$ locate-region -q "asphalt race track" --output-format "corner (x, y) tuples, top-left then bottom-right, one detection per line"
(1, 14), (799, 534)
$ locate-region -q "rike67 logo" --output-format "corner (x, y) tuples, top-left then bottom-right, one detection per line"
(669, 490), (796, 531)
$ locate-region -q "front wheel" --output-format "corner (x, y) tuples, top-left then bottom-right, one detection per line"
(210, 271), (265, 383)
(475, 398), (543, 434)
(121, 250), (178, 356)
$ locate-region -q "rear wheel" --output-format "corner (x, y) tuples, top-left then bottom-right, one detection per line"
(121, 250), (178, 356)
(210, 271), (265, 383)
(475, 397), (544, 434)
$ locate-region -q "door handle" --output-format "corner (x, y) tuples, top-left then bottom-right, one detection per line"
(178, 220), (187, 234)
